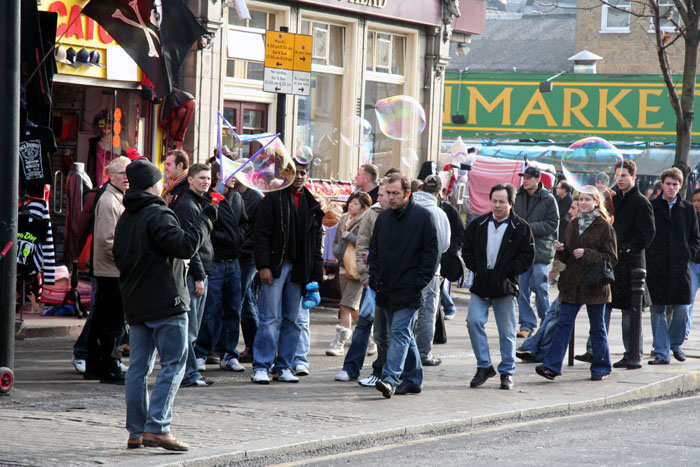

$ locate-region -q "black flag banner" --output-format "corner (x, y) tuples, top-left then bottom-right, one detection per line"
(82, 0), (207, 98)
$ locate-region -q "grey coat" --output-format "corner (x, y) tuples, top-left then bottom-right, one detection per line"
(514, 182), (559, 264)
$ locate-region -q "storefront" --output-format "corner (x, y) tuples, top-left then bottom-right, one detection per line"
(221, 0), (485, 181)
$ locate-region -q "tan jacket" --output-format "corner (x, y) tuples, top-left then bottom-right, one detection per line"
(93, 183), (125, 277)
(355, 203), (382, 281)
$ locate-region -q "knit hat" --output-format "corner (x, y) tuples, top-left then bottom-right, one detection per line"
(126, 158), (162, 190)
(422, 174), (442, 193)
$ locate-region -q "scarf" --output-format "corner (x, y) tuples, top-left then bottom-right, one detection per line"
(161, 171), (188, 205)
(578, 208), (600, 236)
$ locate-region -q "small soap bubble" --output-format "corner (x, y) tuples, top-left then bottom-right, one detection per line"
(295, 145), (314, 164)
(340, 116), (372, 147)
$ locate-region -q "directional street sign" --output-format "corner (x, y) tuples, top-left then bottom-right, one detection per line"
(263, 31), (312, 96)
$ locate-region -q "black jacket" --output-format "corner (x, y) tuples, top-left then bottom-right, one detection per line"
(556, 192), (573, 243)
(369, 198), (439, 311)
(113, 190), (214, 324)
(645, 195), (700, 305)
(172, 188), (214, 280)
(609, 185), (656, 310)
(210, 189), (246, 260)
(440, 201), (466, 281)
(463, 213), (535, 299)
(253, 186), (324, 285)
(239, 188), (264, 264)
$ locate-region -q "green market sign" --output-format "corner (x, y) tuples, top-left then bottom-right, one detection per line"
(442, 72), (700, 143)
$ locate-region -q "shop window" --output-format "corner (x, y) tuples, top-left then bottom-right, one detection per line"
(222, 102), (268, 159)
(226, 9), (276, 80)
(301, 20), (345, 68)
(366, 31), (405, 75)
(600, 0), (631, 32)
(363, 81), (404, 173)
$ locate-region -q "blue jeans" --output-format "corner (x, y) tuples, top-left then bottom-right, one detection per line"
(343, 287), (375, 378)
(441, 278), (456, 317)
(382, 307), (423, 388)
(294, 306), (310, 367)
(517, 263), (551, 332)
(586, 305), (643, 360)
(182, 275), (207, 386)
(416, 275), (441, 360)
(467, 294), (517, 375)
(252, 262), (303, 372)
(240, 263), (259, 349)
(126, 313), (187, 437)
(520, 298), (561, 362)
(543, 302), (611, 376)
(688, 261), (700, 337)
(650, 304), (688, 361)
(196, 260), (242, 361)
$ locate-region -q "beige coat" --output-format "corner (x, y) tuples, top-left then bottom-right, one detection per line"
(355, 203), (381, 281)
(93, 183), (125, 277)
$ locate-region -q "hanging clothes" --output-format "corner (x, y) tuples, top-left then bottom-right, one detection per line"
(63, 163), (93, 262)
(19, 123), (56, 196)
(17, 197), (56, 284)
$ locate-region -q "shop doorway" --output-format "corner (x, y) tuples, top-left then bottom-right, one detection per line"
(222, 102), (268, 159)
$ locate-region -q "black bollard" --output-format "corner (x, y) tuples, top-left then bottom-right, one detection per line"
(626, 268), (646, 369)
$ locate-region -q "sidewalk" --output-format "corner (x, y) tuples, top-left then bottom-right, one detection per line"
(2, 290), (700, 466)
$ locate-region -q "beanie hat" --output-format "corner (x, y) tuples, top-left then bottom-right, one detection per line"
(126, 158), (162, 190)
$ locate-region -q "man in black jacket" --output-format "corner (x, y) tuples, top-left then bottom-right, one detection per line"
(646, 167), (700, 364)
(251, 163), (324, 384)
(113, 158), (217, 451)
(172, 163), (215, 387)
(463, 184), (535, 390)
(439, 198), (465, 320)
(369, 173), (439, 398)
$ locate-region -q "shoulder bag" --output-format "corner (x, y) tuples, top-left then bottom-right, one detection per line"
(342, 222), (361, 280)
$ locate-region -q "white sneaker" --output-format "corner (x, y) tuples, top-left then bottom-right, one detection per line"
(358, 374), (379, 387)
(294, 364), (309, 376)
(251, 369), (270, 384)
(72, 357), (86, 374)
(196, 357), (206, 372)
(335, 370), (351, 381)
(220, 357), (245, 372)
(117, 361), (129, 373)
(273, 368), (299, 383)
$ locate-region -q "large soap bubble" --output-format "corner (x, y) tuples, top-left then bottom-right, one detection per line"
(374, 95), (426, 141)
(561, 137), (623, 195)
(223, 136), (296, 192)
(340, 116), (372, 147)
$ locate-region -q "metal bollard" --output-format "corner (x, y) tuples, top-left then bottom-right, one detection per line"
(626, 268), (646, 369)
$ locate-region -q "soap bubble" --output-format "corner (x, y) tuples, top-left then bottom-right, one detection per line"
(400, 148), (418, 167)
(222, 136), (296, 192)
(374, 95), (426, 141)
(561, 137), (623, 195)
(340, 116), (372, 147)
(312, 158), (322, 167)
(295, 145), (314, 164)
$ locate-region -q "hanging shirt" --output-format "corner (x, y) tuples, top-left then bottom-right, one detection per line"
(17, 198), (56, 284)
(19, 125), (56, 194)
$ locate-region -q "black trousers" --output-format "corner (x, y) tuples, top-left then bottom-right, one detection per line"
(86, 277), (125, 376)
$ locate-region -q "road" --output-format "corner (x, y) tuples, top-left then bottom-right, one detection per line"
(239, 393), (700, 466)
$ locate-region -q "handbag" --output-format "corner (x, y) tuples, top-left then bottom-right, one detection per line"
(342, 223), (361, 281)
(585, 252), (615, 288)
(441, 250), (467, 282)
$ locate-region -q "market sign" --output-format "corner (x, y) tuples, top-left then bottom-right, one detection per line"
(442, 72), (700, 143)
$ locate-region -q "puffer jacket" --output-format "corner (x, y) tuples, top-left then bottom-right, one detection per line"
(355, 203), (382, 281)
(514, 182), (559, 264)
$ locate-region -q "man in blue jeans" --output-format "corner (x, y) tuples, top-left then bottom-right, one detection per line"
(250, 164), (324, 384)
(463, 184), (534, 390)
(513, 166), (559, 338)
(369, 173), (438, 398)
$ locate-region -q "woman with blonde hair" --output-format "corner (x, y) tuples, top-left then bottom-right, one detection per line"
(536, 186), (617, 381)
(327, 191), (372, 356)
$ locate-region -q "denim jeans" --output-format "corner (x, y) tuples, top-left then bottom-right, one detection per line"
(126, 312), (187, 437)
(294, 306), (310, 368)
(370, 298), (389, 378)
(240, 262), (259, 349)
(416, 275), (441, 360)
(543, 302), (611, 376)
(196, 260), (242, 362)
(586, 305), (643, 360)
(253, 262), (303, 372)
(468, 294), (517, 375)
(650, 304), (688, 361)
(343, 287), (375, 378)
(441, 278), (456, 317)
(382, 307), (423, 388)
(520, 298), (560, 362)
(517, 262), (551, 332)
(182, 275), (207, 386)
(687, 261), (700, 337)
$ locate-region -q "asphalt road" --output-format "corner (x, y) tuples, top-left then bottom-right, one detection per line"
(239, 393), (700, 466)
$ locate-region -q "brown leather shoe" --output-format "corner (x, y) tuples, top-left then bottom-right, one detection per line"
(127, 437), (143, 449)
(143, 432), (189, 451)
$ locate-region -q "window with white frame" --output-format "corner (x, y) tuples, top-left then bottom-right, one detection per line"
(366, 31), (405, 75)
(600, 0), (631, 32)
(651, 2), (680, 32)
(226, 9), (276, 80)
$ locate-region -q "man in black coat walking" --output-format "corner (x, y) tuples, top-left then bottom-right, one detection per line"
(646, 167), (700, 364)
